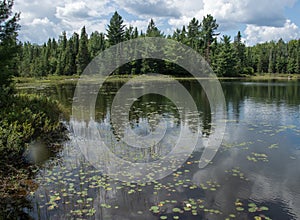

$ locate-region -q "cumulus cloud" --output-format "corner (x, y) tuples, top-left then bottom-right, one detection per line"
(56, 2), (93, 20)
(12, 0), (300, 44)
(244, 19), (300, 45)
(14, 0), (113, 43)
(114, 0), (182, 18)
(19, 17), (62, 43)
(202, 0), (296, 27)
(124, 19), (149, 33)
(167, 0), (297, 31)
(56, 1), (112, 20)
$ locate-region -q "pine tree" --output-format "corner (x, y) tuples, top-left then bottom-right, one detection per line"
(0, 0), (20, 89)
(89, 31), (105, 58)
(216, 35), (238, 77)
(234, 31), (246, 74)
(146, 19), (163, 37)
(64, 33), (79, 75)
(55, 32), (67, 75)
(187, 18), (201, 51)
(76, 26), (90, 75)
(200, 14), (219, 63)
(106, 11), (125, 46)
(268, 42), (276, 74)
(125, 25), (134, 40)
(275, 39), (288, 73)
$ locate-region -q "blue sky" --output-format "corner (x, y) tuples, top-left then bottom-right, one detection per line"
(14, 0), (300, 45)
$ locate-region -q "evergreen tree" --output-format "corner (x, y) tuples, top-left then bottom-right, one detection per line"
(287, 40), (298, 74)
(200, 14), (219, 63)
(216, 35), (238, 77)
(268, 42), (276, 74)
(233, 31), (246, 74)
(106, 11), (125, 46)
(64, 33), (79, 75)
(89, 31), (105, 58)
(55, 31), (67, 75)
(146, 19), (163, 37)
(187, 18), (201, 51)
(275, 38), (288, 73)
(76, 26), (90, 75)
(0, 0), (20, 89)
(125, 25), (134, 40)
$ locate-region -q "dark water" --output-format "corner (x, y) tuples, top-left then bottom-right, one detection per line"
(16, 79), (300, 219)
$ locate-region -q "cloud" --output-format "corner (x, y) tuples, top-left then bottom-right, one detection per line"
(14, 0), (113, 43)
(202, 0), (296, 27)
(168, 0), (298, 33)
(55, 1), (112, 21)
(56, 2), (93, 19)
(124, 19), (149, 33)
(18, 17), (62, 43)
(13, 0), (300, 45)
(244, 19), (300, 45)
(114, 0), (182, 18)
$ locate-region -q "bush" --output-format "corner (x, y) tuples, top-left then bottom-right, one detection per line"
(0, 94), (67, 166)
(242, 67), (255, 76)
(0, 94), (67, 201)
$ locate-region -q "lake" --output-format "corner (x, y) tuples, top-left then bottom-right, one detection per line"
(13, 79), (300, 219)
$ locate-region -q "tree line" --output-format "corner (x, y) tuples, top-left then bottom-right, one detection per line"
(17, 11), (300, 77)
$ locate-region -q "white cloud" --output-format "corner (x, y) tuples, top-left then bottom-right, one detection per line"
(244, 19), (300, 45)
(14, 0), (113, 43)
(19, 17), (62, 43)
(114, 0), (181, 18)
(124, 19), (149, 33)
(12, 0), (300, 44)
(167, 0), (297, 31)
(56, 2), (92, 19)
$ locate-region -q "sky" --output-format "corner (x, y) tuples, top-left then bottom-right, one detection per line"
(14, 0), (300, 46)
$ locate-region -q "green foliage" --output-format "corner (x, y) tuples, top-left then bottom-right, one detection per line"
(89, 31), (105, 59)
(106, 11), (125, 46)
(0, 0), (20, 87)
(76, 26), (90, 75)
(200, 14), (219, 63)
(215, 35), (238, 77)
(146, 19), (164, 37)
(15, 10), (300, 77)
(0, 94), (66, 164)
(0, 94), (66, 203)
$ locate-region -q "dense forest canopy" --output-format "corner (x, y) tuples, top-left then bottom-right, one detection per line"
(17, 11), (300, 77)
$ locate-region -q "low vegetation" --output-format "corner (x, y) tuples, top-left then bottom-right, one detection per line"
(0, 93), (68, 197)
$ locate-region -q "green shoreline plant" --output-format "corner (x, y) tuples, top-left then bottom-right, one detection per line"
(0, 94), (68, 198)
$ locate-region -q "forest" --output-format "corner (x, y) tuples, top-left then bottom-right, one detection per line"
(17, 11), (300, 78)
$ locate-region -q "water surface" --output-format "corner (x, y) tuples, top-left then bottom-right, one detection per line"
(17, 79), (300, 219)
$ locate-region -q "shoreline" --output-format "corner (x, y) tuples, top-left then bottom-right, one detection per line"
(14, 73), (300, 86)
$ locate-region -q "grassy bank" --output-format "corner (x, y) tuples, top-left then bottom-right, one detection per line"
(0, 93), (68, 199)
(245, 73), (300, 80)
(14, 75), (80, 85)
(14, 73), (300, 85)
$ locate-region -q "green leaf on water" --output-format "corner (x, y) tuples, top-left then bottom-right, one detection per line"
(172, 208), (181, 213)
(248, 203), (257, 207)
(236, 207), (244, 211)
(259, 206), (269, 211)
(248, 207), (257, 213)
(150, 206), (160, 213)
(184, 206), (191, 211)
